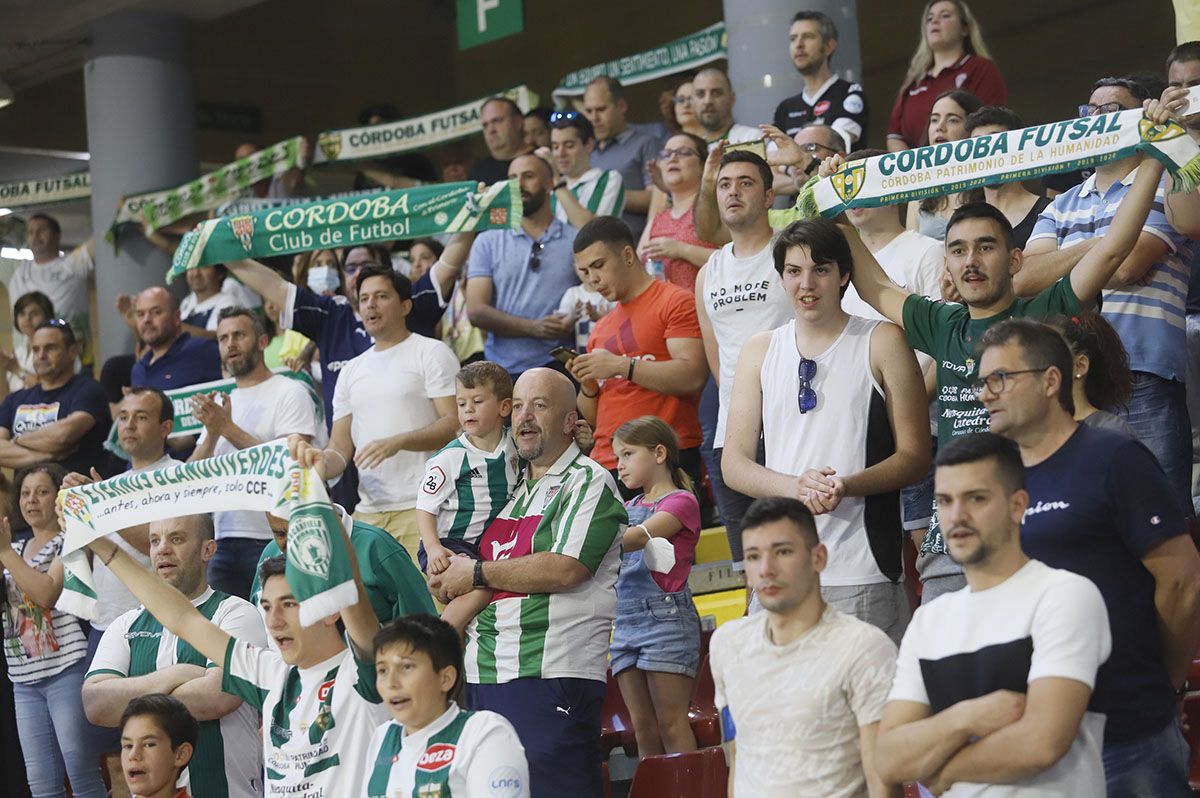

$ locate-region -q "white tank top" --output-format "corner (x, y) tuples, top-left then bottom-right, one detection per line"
(760, 317), (902, 586)
(701, 234), (794, 447)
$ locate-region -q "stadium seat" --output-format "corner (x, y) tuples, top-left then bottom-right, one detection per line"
(602, 761), (612, 798)
(629, 746), (728, 798)
(601, 669), (638, 757)
(685, 653), (720, 746)
(1180, 693), (1200, 794)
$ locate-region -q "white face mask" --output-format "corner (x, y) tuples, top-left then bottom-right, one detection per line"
(643, 536), (677, 573)
(307, 265), (341, 293)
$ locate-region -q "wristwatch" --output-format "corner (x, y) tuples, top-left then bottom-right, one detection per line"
(473, 559), (488, 589)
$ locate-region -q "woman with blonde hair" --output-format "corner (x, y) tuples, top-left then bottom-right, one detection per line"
(886, 0), (1006, 151)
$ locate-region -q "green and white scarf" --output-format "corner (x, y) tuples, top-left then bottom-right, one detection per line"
(113, 137), (305, 233)
(552, 22), (726, 100)
(313, 86), (537, 165)
(167, 179), (520, 278)
(102, 369), (322, 459)
(0, 172), (90, 209)
(776, 86), (1200, 225)
(58, 440), (355, 626)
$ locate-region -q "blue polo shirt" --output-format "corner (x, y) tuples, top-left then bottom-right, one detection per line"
(1021, 424), (1183, 744)
(130, 332), (221, 391)
(281, 272), (447, 424)
(592, 127), (659, 239)
(466, 219), (580, 375)
(1030, 166), (1192, 381)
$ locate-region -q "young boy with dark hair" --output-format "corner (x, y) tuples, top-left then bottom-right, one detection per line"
(119, 694), (200, 798)
(364, 615), (528, 798)
(415, 361), (521, 631)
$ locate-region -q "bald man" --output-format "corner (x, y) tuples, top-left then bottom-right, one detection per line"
(692, 67), (762, 147)
(466, 155), (581, 380)
(430, 367), (627, 798)
(129, 286), (222, 392)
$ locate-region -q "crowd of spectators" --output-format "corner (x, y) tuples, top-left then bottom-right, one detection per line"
(4, 4), (1200, 797)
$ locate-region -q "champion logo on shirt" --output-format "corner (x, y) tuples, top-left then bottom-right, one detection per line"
(416, 743), (456, 772)
(1024, 500), (1071, 519)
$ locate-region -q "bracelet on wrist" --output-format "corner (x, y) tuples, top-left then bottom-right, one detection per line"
(627, 358), (635, 381)
(580, 386), (599, 399)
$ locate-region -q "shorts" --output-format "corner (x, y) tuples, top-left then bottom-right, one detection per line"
(416, 537), (481, 573)
(610, 591), (701, 678)
(901, 439), (937, 531)
(354, 509), (420, 563)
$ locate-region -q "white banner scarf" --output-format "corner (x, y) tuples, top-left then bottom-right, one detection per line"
(0, 172), (90, 209)
(58, 440), (355, 627)
(312, 86), (537, 165)
(774, 86), (1200, 226)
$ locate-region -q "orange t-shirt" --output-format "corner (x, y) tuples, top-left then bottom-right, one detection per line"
(588, 280), (704, 468)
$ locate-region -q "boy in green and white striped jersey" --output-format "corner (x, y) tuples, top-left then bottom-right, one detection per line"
(416, 362), (521, 632)
(363, 615), (528, 798)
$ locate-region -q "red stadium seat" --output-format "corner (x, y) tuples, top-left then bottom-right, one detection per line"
(601, 669), (638, 757)
(629, 746), (729, 798)
(1181, 693), (1200, 794)
(689, 654), (721, 746)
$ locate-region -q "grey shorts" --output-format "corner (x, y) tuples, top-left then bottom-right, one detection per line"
(821, 582), (910, 647)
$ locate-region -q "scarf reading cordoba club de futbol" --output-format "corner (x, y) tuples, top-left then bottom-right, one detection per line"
(57, 440), (354, 627)
(166, 179), (519, 278)
(773, 85), (1200, 227)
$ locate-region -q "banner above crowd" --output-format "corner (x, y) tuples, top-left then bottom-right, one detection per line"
(0, 171), (90, 209)
(168, 179), (519, 277)
(312, 85), (537, 165)
(774, 85), (1200, 225)
(59, 440), (356, 626)
(112, 136), (305, 234)
(552, 22), (727, 100)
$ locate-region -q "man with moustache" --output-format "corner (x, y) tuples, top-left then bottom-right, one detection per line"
(466, 154), (580, 380)
(428, 368), (626, 798)
(189, 307), (324, 598)
(83, 514), (266, 798)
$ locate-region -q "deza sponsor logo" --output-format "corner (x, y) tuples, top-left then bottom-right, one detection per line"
(416, 743), (456, 772)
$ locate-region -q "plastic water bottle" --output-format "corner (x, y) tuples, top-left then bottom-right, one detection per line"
(646, 259), (665, 281)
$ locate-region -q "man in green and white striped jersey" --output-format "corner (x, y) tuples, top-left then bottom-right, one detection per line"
(83, 514), (266, 798)
(547, 112), (626, 229)
(429, 368), (627, 798)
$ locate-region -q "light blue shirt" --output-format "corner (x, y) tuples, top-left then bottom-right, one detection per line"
(467, 218), (580, 374)
(1030, 167), (1192, 381)
(592, 127), (660, 240)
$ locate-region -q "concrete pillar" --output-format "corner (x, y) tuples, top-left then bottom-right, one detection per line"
(84, 12), (197, 364)
(723, 0), (863, 129)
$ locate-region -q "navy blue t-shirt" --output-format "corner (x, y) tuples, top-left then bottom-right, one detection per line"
(1022, 424), (1183, 744)
(0, 375), (113, 475)
(130, 332), (222, 391)
(286, 273), (446, 425)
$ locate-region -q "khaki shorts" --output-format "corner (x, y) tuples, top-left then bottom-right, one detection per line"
(354, 508), (421, 564)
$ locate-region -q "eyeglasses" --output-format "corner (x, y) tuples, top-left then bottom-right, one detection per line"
(527, 241), (544, 271)
(41, 318), (70, 328)
(800, 142), (840, 156)
(343, 260), (374, 273)
(658, 147), (701, 161)
(1078, 102), (1128, 118)
(797, 358), (818, 413)
(672, 95), (692, 105)
(970, 368), (1048, 397)
(549, 110), (580, 123)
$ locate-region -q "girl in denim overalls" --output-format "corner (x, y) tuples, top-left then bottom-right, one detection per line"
(609, 416), (702, 755)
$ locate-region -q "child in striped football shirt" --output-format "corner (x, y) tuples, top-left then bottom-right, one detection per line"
(416, 361), (521, 632)
(363, 615), (528, 798)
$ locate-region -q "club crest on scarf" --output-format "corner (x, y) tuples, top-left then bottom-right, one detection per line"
(229, 215), (256, 252)
(831, 161), (867, 203)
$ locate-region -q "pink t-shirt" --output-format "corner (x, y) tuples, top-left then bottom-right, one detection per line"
(646, 203), (717, 294)
(628, 489), (701, 593)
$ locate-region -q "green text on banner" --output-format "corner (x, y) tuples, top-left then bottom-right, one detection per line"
(552, 22), (727, 100)
(113, 137), (305, 234)
(0, 172), (90, 209)
(59, 441), (355, 626)
(772, 86), (1200, 227)
(313, 86), (536, 165)
(168, 180), (520, 278)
